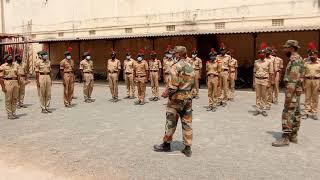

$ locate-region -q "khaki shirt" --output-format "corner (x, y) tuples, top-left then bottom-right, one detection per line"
(206, 61), (222, 76)
(123, 59), (135, 74)
(134, 60), (148, 76)
(273, 56), (283, 72)
(229, 58), (238, 72)
(163, 58), (174, 74)
(189, 57), (202, 71)
(217, 54), (231, 70)
(0, 63), (18, 78)
(15, 62), (28, 76)
(254, 59), (273, 78)
(80, 59), (94, 73)
(60, 59), (75, 73)
(107, 59), (121, 73)
(35, 60), (51, 73)
(149, 59), (162, 71)
(304, 60), (320, 78)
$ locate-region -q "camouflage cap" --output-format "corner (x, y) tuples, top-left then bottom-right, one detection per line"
(265, 47), (273, 54)
(173, 46), (187, 54)
(283, 40), (300, 48)
(37, 51), (48, 56)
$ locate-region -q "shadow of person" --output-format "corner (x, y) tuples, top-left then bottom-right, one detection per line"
(16, 113), (27, 118)
(170, 140), (185, 152)
(248, 110), (257, 114)
(266, 131), (283, 141)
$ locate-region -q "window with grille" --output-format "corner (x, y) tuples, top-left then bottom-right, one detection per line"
(58, 32), (64, 37)
(215, 22), (225, 29)
(166, 25), (175, 31)
(272, 19), (284, 26)
(31, 34), (36, 39)
(125, 28), (133, 33)
(89, 30), (96, 35)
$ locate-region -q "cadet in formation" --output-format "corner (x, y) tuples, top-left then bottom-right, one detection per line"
(123, 49), (136, 99)
(80, 51), (95, 103)
(163, 45), (174, 87)
(107, 50), (121, 102)
(148, 50), (162, 101)
(15, 53), (29, 108)
(60, 47), (75, 108)
(271, 47), (283, 104)
(133, 49), (149, 105)
(217, 43), (231, 107)
(189, 48), (202, 99)
(227, 49), (238, 101)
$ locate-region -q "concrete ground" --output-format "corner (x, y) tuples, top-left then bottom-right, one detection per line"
(0, 82), (320, 180)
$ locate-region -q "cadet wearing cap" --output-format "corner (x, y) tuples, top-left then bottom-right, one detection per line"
(302, 42), (320, 120)
(123, 49), (136, 99)
(217, 43), (232, 107)
(106, 49), (121, 102)
(35, 50), (52, 113)
(0, 54), (20, 119)
(15, 53), (29, 108)
(60, 47), (75, 107)
(133, 48), (149, 105)
(80, 51), (95, 103)
(272, 40), (304, 147)
(271, 47), (284, 104)
(227, 49), (238, 101)
(253, 43), (273, 117)
(189, 48), (202, 99)
(163, 45), (174, 87)
(206, 48), (221, 112)
(154, 46), (195, 157)
(264, 46), (276, 110)
(148, 50), (162, 101)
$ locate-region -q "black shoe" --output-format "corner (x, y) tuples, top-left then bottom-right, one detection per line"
(212, 107), (217, 112)
(154, 97), (159, 101)
(153, 142), (171, 152)
(46, 109), (52, 113)
(139, 101), (145, 105)
(253, 111), (260, 116)
(113, 97), (119, 102)
(134, 100), (141, 105)
(206, 106), (213, 111)
(41, 109), (47, 114)
(149, 97), (155, 101)
(262, 111), (268, 117)
(181, 146), (192, 157)
(222, 102), (227, 107)
(124, 96), (130, 99)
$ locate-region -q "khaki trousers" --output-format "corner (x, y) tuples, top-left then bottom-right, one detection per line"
(4, 80), (19, 115)
(63, 73), (74, 105)
(207, 76), (219, 108)
(304, 79), (320, 114)
(108, 73), (118, 98)
(219, 71), (229, 103)
(150, 71), (159, 98)
(39, 75), (51, 109)
(255, 83), (267, 111)
(136, 77), (146, 102)
(18, 76), (26, 105)
(125, 73), (135, 97)
(83, 73), (94, 100)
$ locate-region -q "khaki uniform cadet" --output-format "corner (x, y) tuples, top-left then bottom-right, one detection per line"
(302, 43), (320, 120)
(227, 49), (238, 101)
(15, 54), (28, 108)
(107, 50), (121, 102)
(35, 57), (42, 97)
(133, 49), (149, 105)
(189, 49), (202, 99)
(206, 49), (221, 112)
(35, 51), (52, 113)
(148, 50), (162, 101)
(123, 50), (136, 99)
(0, 55), (20, 119)
(253, 49), (273, 117)
(217, 43), (231, 106)
(60, 49), (75, 107)
(163, 46), (174, 87)
(271, 49), (284, 104)
(272, 40), (304, 147)
(80, 51), (95, 103)
(265, 48), (275, 110)
(154, 46), (195, 157)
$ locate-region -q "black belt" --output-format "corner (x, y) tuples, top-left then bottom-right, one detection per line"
(64, 72), (74, 74)
(255, 77), (268, 79)
(125, 72), (132, 74)
(136, 75), (146, 78)
(223, 69), (229, 71)
(3, 77), (17, 80)
(19, 75), (26, 77)
(208, 74), (218, 77)
(40, 72), (50, 75)
(84, 72), (92, 74)
(150, 70), (159, 72)
(306, 77), (320, 80)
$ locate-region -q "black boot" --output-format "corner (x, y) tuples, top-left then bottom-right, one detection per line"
(153, 142), (171, 152)
(181, 145), (192, 157)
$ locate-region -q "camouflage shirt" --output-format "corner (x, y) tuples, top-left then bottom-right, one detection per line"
(283, 52), (304, 92)
(168, 58), (195, 100)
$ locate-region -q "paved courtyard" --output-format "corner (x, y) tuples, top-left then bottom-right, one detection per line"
(0, 82), (320, 180)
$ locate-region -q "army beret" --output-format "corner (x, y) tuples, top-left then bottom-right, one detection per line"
(64, 51), (71, 56)
(83, 51), (91, 57)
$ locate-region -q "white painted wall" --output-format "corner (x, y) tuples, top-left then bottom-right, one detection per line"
(2, 0), (320, 37)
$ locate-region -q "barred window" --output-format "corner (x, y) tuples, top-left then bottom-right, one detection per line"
(89, 30), (96, 35)
(215, 22), (225, 29)
(166, 25), (175, 31)
(58, 32), (64, 37)
(272, 19), (284, 26)
(31, 34), (36, 39)
(125, 28), (133, 33)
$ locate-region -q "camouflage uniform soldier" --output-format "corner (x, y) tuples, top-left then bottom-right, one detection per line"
(60, 48), (75, 108)
(271, 48), (284, 104)
(253, 45), (273, 117)
(148, 50), (162, 101)
(154, 46), (195, 157)
(189, 48), (202, 99)
(107, 50), (121, 102)
(217, 43), (231, 107)
(206, 48), (221, 112)
(35, 51), (52, 113)
(123, 49), (136, 99)
(15, 53), (29, 108)
(80, 51), (95, 103)
(302, 42), (320, 120)
(227, 49), (238, 101)
(133, 49), (149, 105)
(272, 40), (304, 147)
(163, 45), (174, 87)
(0, 54), (20, 119)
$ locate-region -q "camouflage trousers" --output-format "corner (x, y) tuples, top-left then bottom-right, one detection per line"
(282, 84), (301, 138)
(163, 98), (193, 146)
